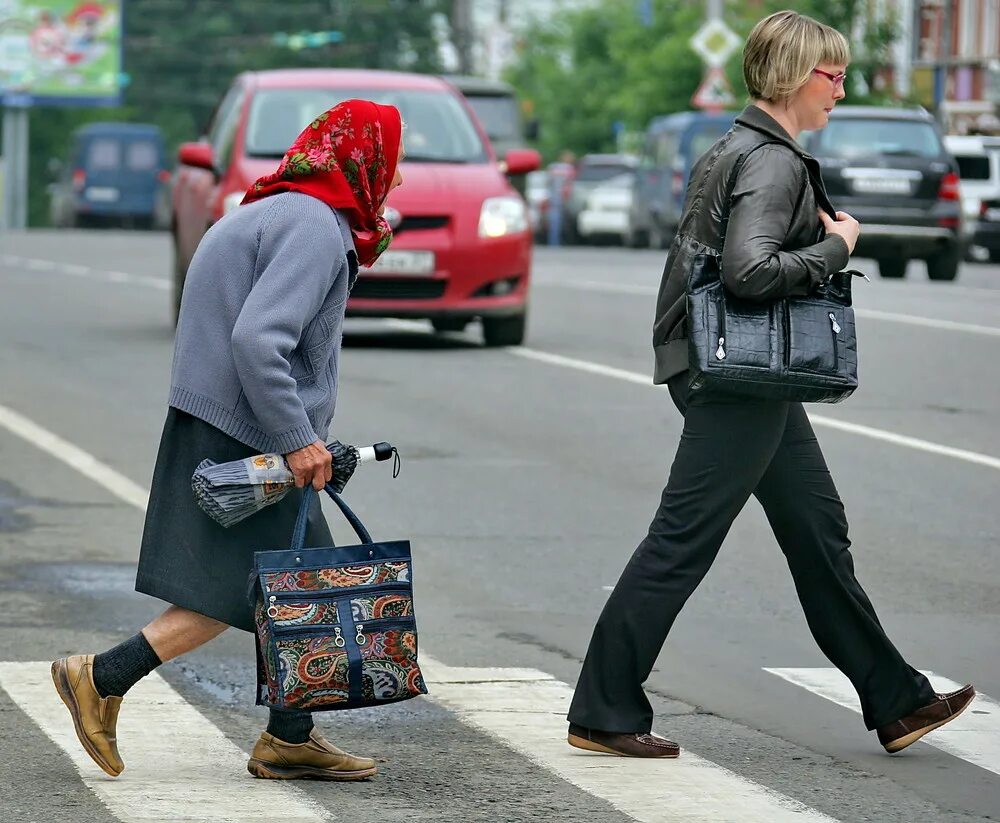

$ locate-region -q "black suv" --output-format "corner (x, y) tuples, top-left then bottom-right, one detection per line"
(800, 106), (963, 281)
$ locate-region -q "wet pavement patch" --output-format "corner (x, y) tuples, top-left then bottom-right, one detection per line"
(0, 479), (43, 533)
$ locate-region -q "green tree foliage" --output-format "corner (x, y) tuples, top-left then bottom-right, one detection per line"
(21, 0), (446, 225)
(507, 0), (900, 161)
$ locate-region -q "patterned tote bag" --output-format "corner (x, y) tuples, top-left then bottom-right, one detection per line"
(249, 484), (427, 711)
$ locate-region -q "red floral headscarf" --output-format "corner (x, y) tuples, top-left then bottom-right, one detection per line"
(242, 99), (402, 266)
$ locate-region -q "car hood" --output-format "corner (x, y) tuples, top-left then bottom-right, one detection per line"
(235, 158), (512, 215)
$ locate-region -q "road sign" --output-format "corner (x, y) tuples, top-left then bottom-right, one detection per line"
(689, 18), (742, 68)
(692, 67), (735, 110)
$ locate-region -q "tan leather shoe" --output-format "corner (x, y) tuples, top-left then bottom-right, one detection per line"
(51, 655), (124, 777)
(247, 729), (377, 781)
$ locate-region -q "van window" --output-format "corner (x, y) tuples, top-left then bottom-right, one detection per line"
(464, 94), (521, 141)
(126, 141), (159, 171)
(688, 123), (730, 163)
(955, 155), (991, 180)
(87, 139), (122, 170)
(654, 132), (679, 167)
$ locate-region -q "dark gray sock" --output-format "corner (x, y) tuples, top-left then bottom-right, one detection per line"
(266, 709), (315, 744)
(92, 632), (162, 698)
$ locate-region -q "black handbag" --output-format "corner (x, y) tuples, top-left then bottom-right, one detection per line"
(687, 144), (859, 404)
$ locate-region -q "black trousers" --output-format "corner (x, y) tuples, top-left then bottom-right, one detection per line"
(568, 374), (935, 734)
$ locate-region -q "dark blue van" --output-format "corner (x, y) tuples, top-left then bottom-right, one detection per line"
(629, 111), (736, 248)
(50, 123), (170, 229)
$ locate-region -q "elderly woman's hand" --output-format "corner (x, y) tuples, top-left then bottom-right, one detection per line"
(819, 209), (860, 255)
(286, 440), (334, 491)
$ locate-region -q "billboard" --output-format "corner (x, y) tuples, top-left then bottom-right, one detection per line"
(0, 1), (123, 105)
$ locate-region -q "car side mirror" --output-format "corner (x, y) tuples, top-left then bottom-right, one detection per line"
(525, 118), (540, 142)
(178, 142), (217, 178)
(503, 148), (542, 177)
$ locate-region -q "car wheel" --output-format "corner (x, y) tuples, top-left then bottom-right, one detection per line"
(926, 247), (960, 281)
(877, 258), (907, 279)
(482, 312), (527, 347)
(431, 318), (469, 333)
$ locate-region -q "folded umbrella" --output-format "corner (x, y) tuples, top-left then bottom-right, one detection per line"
(192, 440), (398, 528)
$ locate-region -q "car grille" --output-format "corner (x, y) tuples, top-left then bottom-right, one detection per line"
(351, 278), (446, 300)
(396, 215), (449, 235)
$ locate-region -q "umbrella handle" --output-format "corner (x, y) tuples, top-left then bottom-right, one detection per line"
(291, 484), (374, 549)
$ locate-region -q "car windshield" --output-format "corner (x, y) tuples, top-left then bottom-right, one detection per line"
(814, 119), (943, 159)
(464, 95), (521, 141)
(245, 88), (489, 163)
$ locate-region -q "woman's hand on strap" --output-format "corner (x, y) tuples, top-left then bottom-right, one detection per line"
(285, 440), (333, 491)
(819, 210), (860, 255)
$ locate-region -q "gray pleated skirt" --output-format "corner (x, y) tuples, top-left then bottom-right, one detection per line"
(135, 408), (333, 632)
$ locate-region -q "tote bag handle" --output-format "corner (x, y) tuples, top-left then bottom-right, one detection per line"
(291, 484), (374, 550)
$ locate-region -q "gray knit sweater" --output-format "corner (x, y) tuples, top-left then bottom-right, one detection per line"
(169, 192), (357, 454)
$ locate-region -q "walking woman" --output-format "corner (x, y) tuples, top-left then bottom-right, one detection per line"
(567, 11), (973, 758)
(51, 99), (404, 780)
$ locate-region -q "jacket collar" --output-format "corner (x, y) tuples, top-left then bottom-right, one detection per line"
(734, 105), (810, 157)
(735, 104), (835, 216)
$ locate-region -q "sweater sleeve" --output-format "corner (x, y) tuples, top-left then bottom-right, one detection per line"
(720, 145), (849, 302)
(231, 198), (345, 454)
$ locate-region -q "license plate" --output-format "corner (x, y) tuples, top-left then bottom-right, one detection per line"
(985, 208), (1000, 222)
(849, 177), (912, 195)
(367, 250), (435, 275)
(85, 186), (120, 202)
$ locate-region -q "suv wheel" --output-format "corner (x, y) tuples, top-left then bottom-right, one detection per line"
(926, 247), (960, 281)
(482, 313), (526, 347)
(877, 258), (907, 279)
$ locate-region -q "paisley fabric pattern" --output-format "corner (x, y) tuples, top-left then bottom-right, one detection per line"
(352, 593), (413, 621)
(361, 629), (425, 702)
(264, 560), (410, 593)
(270, 600), (340, 628)
(275, 635), (351, 710)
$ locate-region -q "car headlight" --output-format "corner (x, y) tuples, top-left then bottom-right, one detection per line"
(223, 191), (245, 214)
(479, 196), (528, 238)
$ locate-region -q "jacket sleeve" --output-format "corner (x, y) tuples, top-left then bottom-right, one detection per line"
(230, 201), (345, 454)
(720, 145), (849, 301)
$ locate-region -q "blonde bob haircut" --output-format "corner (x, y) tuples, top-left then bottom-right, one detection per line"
(743, 11), (850, 103)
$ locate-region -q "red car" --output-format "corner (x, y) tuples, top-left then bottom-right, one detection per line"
(171, 69), (540, 345)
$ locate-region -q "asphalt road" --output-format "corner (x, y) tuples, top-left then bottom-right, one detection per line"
(0, 230), (997, 823)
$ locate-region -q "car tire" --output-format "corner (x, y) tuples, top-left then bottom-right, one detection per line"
(877, 258), (907, 279)
(431, 318), (469, 333)
(926, 247), (960, 281)
(482, 312), (526, 347)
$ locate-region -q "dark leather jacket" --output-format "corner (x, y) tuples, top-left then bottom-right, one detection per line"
(652, 105), (850, 384)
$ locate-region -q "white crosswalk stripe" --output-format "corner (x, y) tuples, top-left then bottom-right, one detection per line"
(0, 662), (329, 823)
(765, 668), (1000, 776)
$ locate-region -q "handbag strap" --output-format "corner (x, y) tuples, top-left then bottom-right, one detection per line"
(291, 484), (373, 550)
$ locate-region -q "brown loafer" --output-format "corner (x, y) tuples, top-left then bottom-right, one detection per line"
(877, 684), (975, 753)
(247, 729), (378, 780)
(567, 722), (680, 758)
(51, 655), (125, 777)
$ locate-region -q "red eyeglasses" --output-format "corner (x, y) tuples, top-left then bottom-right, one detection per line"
(813, 68), (847, 87)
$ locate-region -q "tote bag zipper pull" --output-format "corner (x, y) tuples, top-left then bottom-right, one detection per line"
(715, 336), (726, 360)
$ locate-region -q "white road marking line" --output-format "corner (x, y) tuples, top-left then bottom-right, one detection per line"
(0, 403), (149, 510)
(765, 668), (1000, 777)
(1, 256), (170, 291)
(3, 393), (842, 822)
(424, 661), (840, 823)
(532, 278), (1000, 337)
(24, 258), (57, 271)
(0, 663), (330, 823)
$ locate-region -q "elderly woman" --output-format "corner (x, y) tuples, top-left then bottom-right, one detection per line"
(566, 11), (973, 759)
(51, 99), (404, 781)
